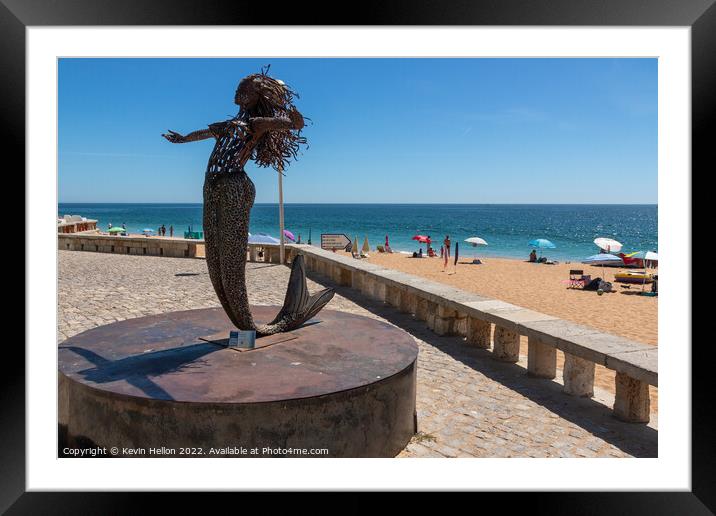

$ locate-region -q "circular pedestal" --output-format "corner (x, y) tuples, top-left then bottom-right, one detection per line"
(59, 306), (418, 457)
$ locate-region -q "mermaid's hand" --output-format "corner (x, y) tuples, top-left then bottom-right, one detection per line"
(162, 130), (185, 143)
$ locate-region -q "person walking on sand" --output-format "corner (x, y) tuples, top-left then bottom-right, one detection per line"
(161, 224), (166, 237)
(169, 225), (174, 238)
(442, 235), (451, 270)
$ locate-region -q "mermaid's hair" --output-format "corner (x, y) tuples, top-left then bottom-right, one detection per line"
(237, 66), (307, 172)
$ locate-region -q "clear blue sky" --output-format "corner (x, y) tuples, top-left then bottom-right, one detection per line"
(58, 58), (657, 204)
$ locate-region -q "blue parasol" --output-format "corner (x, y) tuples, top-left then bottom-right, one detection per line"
(581, 253), (623, 265)
(248, 233), (280, 245)
(529, 238), (556, 249)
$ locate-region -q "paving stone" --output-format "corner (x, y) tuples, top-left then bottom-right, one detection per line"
(58, 250), (657, 458)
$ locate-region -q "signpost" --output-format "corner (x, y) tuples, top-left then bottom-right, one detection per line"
(321, 234), (352, 251)
(278, 166), (285, 264)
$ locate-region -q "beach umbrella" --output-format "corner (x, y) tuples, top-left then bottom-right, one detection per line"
(628, 251), (658, 262)
(351, 235), (359, 256)
(362, 236), (370, 255)
(529, 238), (556, 249)
(581, 253), (623, 266)
(283, 229), (296, 242)
(385, 235), (390, 247)
(248, 233), (280, 245)
(626, 251), (658, 291)
(529, 238), (555, 259)
(582, 253), (623, 283)
(454, 241), (459, 268)
(465, 237), (488, 247)
(594, 237), (623, 253)
(108, 227), (125, 234)
(412, 235), (430, 244)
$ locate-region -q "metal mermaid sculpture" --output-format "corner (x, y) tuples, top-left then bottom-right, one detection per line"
(163, 68), (334, 335)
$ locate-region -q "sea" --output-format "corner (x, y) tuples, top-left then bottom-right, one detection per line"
(58, 203), (657, 261)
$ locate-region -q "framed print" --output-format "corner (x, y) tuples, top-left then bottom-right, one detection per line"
(6, 0), (711, 511)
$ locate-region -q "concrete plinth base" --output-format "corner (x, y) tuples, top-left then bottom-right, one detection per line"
(59, 307), (418, 457)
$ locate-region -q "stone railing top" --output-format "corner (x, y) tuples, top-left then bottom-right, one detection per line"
(59, 233), (204, 244)
(285, 243), (658, 387)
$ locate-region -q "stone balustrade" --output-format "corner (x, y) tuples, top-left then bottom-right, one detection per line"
(248, 243), (658, 424)
(61, 235), (657, 424)
(58, 233), (201, 258)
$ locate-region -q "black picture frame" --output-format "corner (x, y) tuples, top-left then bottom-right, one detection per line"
(4, 0), (710, 511)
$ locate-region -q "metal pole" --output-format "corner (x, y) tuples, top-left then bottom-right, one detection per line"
(278, 166), (285, 264)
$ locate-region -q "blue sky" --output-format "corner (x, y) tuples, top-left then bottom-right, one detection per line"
(58, 58), (657, 204)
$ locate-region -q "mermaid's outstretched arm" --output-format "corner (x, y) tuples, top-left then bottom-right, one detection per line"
(162, 128), (216, 143)
(250, 109), (305, 134)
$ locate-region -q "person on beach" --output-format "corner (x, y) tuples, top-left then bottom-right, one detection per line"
(529, 249), (537, 262)
(443, 235), (451, 270)
(108, 222), (112, 230)
(161, 224), (166, 237)
(169, 225), (174, 238)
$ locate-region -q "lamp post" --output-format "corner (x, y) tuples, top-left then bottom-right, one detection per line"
(278, 165), (285, 264)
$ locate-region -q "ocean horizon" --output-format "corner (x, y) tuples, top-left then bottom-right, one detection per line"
(58, 203), (658, 261)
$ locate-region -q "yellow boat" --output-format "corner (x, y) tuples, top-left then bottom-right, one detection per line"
(614, 271), (654, 284)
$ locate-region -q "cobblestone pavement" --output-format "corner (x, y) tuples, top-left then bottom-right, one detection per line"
(58, 251), (657, 458)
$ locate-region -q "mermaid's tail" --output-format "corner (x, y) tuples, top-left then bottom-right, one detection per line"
(256, 254), (335, 336)
(203, 171), (332, 336)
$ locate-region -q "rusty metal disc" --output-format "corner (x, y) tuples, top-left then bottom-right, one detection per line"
(59, 306), (418, 404)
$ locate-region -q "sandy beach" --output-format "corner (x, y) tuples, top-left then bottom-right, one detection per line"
(339, 250), (658, 411)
